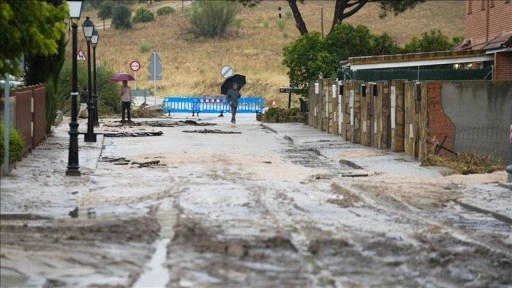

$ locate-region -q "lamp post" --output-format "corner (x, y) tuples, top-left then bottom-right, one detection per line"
(82, 16), (96, 142)
(66, 0), (82, 176)
(91, 28), (99, 126)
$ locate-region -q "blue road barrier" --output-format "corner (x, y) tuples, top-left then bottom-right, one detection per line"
(162, 97), (198, 113)
(163, 96), (264, 116)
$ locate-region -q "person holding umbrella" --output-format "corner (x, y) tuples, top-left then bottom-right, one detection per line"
(120, 80), (133, 123)
(226, 82), (241, 124)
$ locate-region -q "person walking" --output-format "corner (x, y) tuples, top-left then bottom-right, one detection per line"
(120, 80), (132, 123)
(226, 82), (240, 124)
(78, 85), (88, 119)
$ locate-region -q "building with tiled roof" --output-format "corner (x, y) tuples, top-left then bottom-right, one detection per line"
(340, 0), (512, 81)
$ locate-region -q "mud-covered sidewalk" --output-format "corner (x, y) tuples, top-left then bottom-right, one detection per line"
(1, 115), (511, 287)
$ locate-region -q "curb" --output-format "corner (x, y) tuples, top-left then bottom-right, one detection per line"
(454, 200), (512, 225)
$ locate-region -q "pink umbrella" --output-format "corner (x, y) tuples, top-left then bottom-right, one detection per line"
(110, 73), (135, 82)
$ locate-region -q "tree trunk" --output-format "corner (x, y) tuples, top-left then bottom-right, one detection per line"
(287, 0), (308, 36)
(330, 0), (368, 35)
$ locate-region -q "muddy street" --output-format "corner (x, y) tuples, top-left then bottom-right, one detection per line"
(1, 116), (511, 287)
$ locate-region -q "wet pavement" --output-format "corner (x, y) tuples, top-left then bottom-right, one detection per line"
(1, 113), (511, 287)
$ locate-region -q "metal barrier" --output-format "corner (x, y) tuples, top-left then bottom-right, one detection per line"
(163, 96), (264, 116)
(162, 97), (198, 113)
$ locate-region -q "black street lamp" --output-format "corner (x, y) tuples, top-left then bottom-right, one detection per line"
(82, 16), (96, 142)
(91, 28), (99, 126)
(66, 0), (82, 176)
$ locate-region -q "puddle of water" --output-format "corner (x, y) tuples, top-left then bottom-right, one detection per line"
(132, 210), (177, 287)
(132, 238), (171, 288)
(158, 210), (178, 239)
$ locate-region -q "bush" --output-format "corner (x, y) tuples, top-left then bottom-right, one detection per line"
(157, 6), (175, 16)
(0, 124), (24, 165)
(231, 18), (242, 35)
(276, 19), (285, 31)
(186, 0), (240, 38)
(133, 7), (155, 24)
(288, 107), (299, 117)
(139, 40), (152, 53)
(58, 60), (121, 117)
(112, 5), (132, 29)
(263, 107), (284, 122)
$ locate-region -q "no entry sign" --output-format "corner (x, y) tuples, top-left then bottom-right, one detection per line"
(130, 60), (141, 72)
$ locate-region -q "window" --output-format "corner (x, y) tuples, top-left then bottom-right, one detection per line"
(490, 0), (494, 8)
(468, 0), (473, 14)
(481, 0), (485, 10)
(505, 0), (510, 4)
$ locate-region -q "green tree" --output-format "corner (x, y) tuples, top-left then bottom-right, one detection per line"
(187, 0), (240, 38)
(237, 0), (425, 36)
(403, 29), (455, 53)
(324, 23), (373, 62)
(282, 31), (333, 91)
(98, 1), (115, 29)
(3, 0), (68, 133)
(133, 7), (155, 24)
(112, 5), (132, 29)
(283, 22), (399, 92)
(0, 0), (68, 75)
(371, 32), (400, 55)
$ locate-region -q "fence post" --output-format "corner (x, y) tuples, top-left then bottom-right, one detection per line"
(507, 106), (512, 183)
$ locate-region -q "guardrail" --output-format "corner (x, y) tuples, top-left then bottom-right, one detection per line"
(163, 96), (264, 116)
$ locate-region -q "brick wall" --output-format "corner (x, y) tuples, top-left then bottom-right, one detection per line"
(426, 82), (455, 157)
(495, 52), (512, 80)
(464, 0), (512, 48)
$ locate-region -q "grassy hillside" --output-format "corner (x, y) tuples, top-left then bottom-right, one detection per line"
(75, 0), (464, 107)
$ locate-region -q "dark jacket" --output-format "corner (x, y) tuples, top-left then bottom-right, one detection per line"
(80, 87), (88, 103)
(226, 88), (240, 106)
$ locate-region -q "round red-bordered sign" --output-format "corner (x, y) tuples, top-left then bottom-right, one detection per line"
(130, 60), (141, 72)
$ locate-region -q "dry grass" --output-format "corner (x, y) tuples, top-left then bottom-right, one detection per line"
(75, 0), (464, 107)
(422, 153), (506, 175)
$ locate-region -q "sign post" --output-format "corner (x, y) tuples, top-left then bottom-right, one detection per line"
(279, 86), (306, 109)
(148, 52), (162, 105)
(130, 60), (140, 89)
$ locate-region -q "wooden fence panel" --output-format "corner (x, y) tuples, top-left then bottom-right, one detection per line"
(12, 87), (32, 156)
(32, 85), (46, 147)
(351, 81), (362, 144)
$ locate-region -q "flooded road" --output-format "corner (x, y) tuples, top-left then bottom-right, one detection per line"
(1, 117), (511, 287)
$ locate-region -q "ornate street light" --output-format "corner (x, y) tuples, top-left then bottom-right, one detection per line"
(82, 16), (96, 142)
(91, 28), (99, 126)
(66, 0), (82, 176)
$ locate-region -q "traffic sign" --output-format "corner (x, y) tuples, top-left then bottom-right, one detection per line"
(77, 49), (86, 61)
(148, 52), (162, 81)
(130, 60), (141, 71)
(220, 65), (233, 78)
(279, 87), (306, 93)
